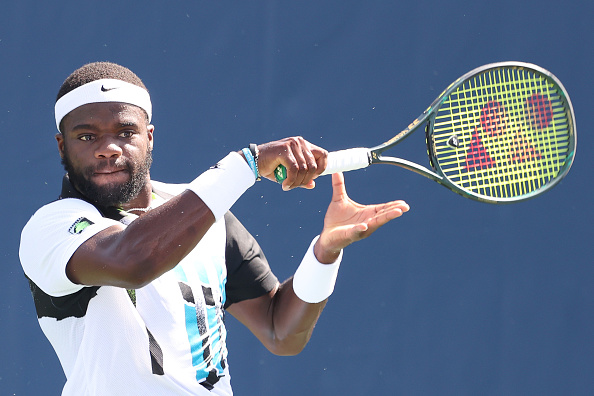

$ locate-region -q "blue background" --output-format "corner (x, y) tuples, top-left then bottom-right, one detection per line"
(1, 1), (592, 395)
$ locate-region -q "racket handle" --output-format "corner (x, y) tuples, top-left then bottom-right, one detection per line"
(274, 147), (371, 182)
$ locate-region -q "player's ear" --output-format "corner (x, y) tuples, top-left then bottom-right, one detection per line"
(56, 132), (65, 159)
(147, 125), (154, 150)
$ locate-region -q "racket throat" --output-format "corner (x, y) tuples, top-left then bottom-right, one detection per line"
(424, 120), (438, 171)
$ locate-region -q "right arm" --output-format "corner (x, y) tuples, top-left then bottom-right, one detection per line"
(66, 137), (327, 289)
(66, 191), (214, 289)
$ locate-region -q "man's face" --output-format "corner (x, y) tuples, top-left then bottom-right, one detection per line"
(56, 102), (154, 207)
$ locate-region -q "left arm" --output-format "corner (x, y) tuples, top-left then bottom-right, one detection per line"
(227, 172), (410, 355)
(226, 278), (326, 356)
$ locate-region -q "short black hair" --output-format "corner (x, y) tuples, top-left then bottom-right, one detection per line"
(56, 61), (148, 102)
(56, 62), (149, 132)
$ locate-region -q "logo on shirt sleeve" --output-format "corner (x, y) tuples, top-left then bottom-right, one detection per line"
(69, 217), (94, 234)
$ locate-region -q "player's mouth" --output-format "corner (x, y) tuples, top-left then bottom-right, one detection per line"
(94, 167), (126, 174)
(92, 168), (129, 183)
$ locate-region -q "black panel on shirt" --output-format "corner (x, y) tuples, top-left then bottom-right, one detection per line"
(223, 212), (279, 309)
(26, 275), (100, 320)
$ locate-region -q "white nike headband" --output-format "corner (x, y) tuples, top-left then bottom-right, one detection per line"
(54, 78), (152, 131)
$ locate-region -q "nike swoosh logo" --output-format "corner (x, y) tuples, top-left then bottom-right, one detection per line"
(101, 85), (117, 92)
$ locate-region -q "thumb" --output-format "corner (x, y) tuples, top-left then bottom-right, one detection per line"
(331, 172), (347, 202)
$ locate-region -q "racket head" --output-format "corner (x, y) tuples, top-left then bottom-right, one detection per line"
(426, 62), (576, 203)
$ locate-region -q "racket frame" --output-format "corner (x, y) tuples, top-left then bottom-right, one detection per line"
(367, 61), (577, 204)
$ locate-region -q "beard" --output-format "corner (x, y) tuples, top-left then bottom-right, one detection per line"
(62, 144), (153, 208)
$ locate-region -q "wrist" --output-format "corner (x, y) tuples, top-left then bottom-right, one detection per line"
(293, 235), (343, 304)
(187, 152), (255, 221)
(313, 233), (344, 264)
(313, 242), (342, 264)
(239, 144), (261, 181)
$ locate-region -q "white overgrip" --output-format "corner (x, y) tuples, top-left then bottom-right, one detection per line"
(320, 148), (371, 176)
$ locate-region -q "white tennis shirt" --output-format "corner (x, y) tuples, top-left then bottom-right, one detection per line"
(20, 182), (235, 395)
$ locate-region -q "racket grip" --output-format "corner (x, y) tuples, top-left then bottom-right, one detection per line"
(274, 148), (371, 182)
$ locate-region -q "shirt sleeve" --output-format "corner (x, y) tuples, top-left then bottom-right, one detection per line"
(223, 212), (279, 308)
(19, 198), (120, 297)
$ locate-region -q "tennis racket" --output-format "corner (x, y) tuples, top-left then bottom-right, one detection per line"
(275, 62), (576, 204)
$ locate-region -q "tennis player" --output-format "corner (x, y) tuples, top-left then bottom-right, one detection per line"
(19, 62), (410, 395)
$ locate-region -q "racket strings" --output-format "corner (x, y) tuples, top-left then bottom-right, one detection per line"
(431, 67), (572, 199)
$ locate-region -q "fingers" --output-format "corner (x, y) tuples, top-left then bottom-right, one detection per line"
(321, 184), (410, 250)
(257, 137), (328, 190)
(331, 172), (348, 202)
(281, 141), (317, 190)
(315, 172), (411, 260)
(352, 201), (409, 242)
(369, 199), (409, 223)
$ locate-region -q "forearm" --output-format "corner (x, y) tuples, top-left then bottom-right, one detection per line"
(265, 238), (342, 354)
(115, 192), (215, 283)
(267, 278), (328, 356)
(68, 191), (215, 288)
(227, 278), (327, 356)
(227, 237), (341, 356)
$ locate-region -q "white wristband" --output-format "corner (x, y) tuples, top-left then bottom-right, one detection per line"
(187, 152), (255, 221)
(293, 235), (343, 303)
